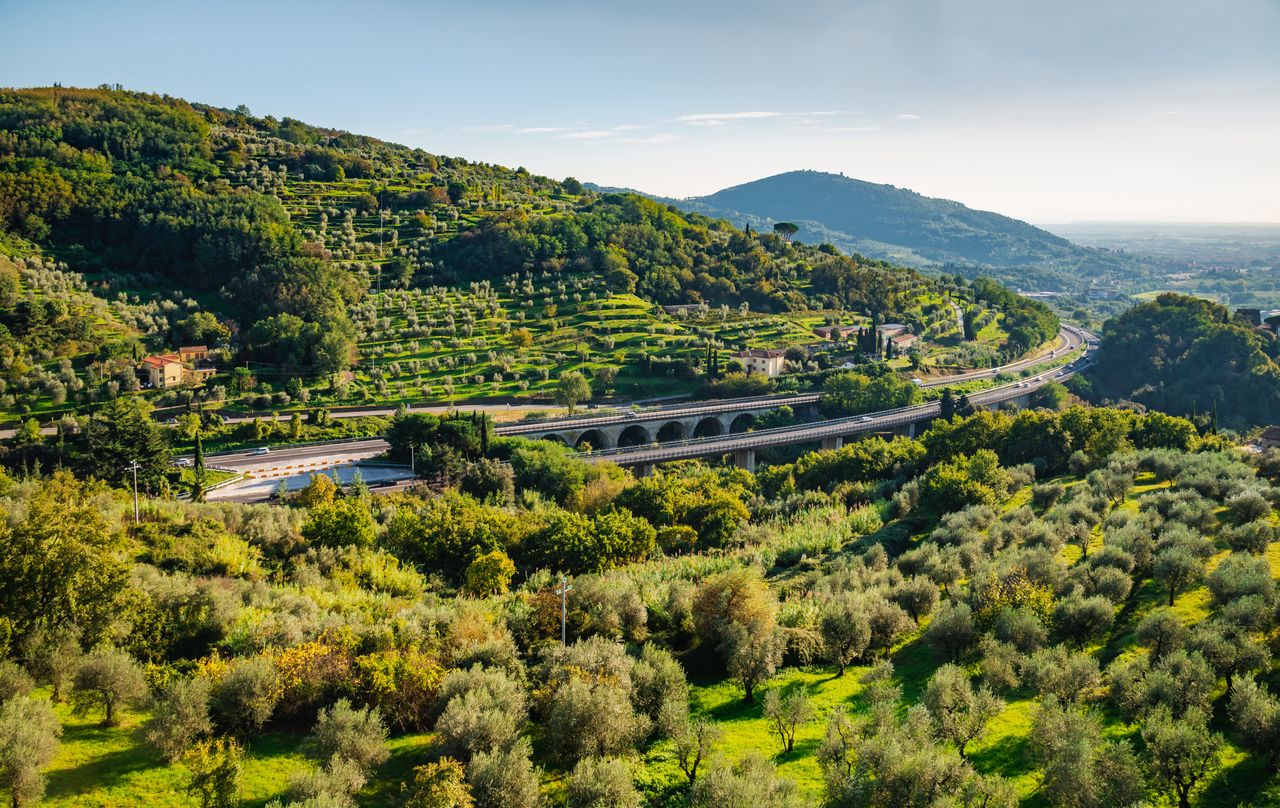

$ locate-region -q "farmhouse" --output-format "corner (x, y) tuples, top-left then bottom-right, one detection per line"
(891, 333), (919, 350)
(733, 348), (787, 378)
(876, 323), (909, 338)
(140, 346), (217, 389)
(812, 324), (859, 340)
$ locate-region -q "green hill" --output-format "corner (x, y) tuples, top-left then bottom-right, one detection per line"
(0, 88), (1056, 419)
(1082, 293), (1280, 428)
(629, 170), (1155, 292)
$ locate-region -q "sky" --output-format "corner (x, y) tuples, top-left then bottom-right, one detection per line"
(2, 0), (1278, 223)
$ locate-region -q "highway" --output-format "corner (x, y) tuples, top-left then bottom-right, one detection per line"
(191, 325), (1091, 493)
(584, 326), (1095, 467)
(499, 325), (1086, 436)
(204, 438), (389, 472)
(0, 325), (1085, 441)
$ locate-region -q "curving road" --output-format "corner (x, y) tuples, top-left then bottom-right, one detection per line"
(583, 325), (1095, 466)
(501, 325), (1086, 436)
(192, 325), (1093, 488)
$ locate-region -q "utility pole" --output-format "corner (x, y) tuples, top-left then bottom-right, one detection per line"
(126, 460), (141, 523)
(555, 575), (573, 646)
(410, 443), (415, 475)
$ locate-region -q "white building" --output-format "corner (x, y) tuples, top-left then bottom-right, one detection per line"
(733, 348), (787, 378)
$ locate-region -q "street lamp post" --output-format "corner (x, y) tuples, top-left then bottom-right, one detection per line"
(125, 460), (141, 523)
(554, 575), (573, 646)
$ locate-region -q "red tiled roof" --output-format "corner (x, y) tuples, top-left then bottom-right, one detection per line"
(140, 353), (182, 368)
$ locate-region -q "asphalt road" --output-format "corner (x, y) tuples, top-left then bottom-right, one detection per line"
(586, 327), (1094, 466)
(208, 462), (412, 503)
(204, 438), (390, 473)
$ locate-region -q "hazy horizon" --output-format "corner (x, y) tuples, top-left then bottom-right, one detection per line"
(3, 0), (1277, 224)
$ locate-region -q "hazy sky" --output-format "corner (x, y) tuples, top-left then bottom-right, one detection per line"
(2, 0), (1278, 222)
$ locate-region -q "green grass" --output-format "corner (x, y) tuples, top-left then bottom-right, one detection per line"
(41, 696), (437, 808)
(43, 699), (307, 807)
(685, 665), (866, 798)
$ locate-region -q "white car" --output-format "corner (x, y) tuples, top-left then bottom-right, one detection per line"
(174, 458), (192, 467)
(858, 415), (874, 423)
(251, 447), (270, 456)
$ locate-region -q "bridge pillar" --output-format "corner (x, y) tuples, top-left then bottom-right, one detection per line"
(734, 449), (756, 471)
(822, 435), (843, 451)
(634, 463), (654, 478)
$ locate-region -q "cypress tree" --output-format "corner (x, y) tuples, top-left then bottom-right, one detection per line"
(192, 429), (206, 503)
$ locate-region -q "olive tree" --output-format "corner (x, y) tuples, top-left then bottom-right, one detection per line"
(545, 676), (646, 764)
(566, 756), (641, 808)
(1030, 697), (1145, 808)
(466, 737), (542, 808)
(673, 717), (721, 787)
(691, 753), (801, 808)
(0, 695), (60, 808)
(71, 648), (147, 727)
(1228, 677), (1280, 768)
(722, 621), (785, 703)
(311, 698), (389, 773)
(763, 685), (814, 754)
(211, 655), (279, 738)
(819, 596), (871, 675)
(922, 664), (1004, 759)
(1142, 706), (1220, 808)
(144, 676), (213, 762)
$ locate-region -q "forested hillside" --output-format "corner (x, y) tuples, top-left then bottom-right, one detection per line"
(0, 87), (1058, 420)
(1081, 293), (1280, 428)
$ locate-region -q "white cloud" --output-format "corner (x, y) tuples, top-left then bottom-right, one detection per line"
(557, 130), (617, 140)
(895, 113), (922, 121)
(517, 126), (569, 134)
(460, 123), (516, 133)
(677, 111), (785, 126)
(827, 125), (880, 133)
(624, 133), (681, 144)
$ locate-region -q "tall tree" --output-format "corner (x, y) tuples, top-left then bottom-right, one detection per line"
(555, 371), (592, 416)
(191, 429), (207, 503)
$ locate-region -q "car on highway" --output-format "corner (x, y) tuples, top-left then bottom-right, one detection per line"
(858, 415), (874, 423)
(251, 447), (270, 456)
(173, 458), (192, 467)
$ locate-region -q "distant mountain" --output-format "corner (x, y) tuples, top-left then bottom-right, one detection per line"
(594, 171), (1153, 291)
